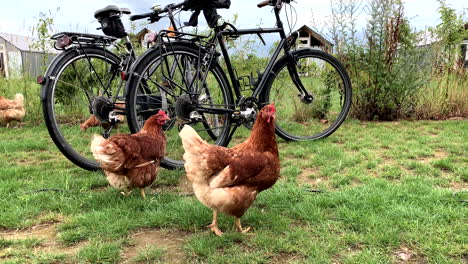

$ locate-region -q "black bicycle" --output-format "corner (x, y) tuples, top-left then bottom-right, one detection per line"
(39, 4), (183, 171)
(125, 0), (352, 169)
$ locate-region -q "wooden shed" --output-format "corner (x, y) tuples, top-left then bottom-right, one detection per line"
(0, 33), (57, 78)
(297, 25), (333, 53)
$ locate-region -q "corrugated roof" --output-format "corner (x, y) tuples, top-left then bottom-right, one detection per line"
(0, 33), (56, 53)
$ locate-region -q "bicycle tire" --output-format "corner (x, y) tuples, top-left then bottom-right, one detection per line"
(42, 47), (125, 171)
(126, 43), (233, 170)
(260, 48), (352, 141)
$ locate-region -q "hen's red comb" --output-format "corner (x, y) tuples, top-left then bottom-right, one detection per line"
(158, 110), (169, 119)
(269, 102), (276, 113)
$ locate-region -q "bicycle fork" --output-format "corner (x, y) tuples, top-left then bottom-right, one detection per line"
(286, 53), (314, 104)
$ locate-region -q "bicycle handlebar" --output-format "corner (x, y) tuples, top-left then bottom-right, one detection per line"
(257, 0), (270, 8)
(129, 12), (154, 21)
(129, 1), (187, 21)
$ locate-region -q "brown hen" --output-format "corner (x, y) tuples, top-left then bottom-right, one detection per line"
(179, 103), (280, 236)
(90, 110), (169, 199)
(0, 93), (25, 127)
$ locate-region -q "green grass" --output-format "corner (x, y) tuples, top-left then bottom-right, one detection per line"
(0, 120), (467, 263)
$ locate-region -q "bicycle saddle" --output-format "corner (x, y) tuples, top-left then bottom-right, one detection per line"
(94, 5), (131, 19)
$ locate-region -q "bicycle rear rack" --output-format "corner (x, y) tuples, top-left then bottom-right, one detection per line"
(51, 32), (117, 50)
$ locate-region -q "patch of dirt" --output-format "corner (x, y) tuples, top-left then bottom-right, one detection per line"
(14, 157), (38, 166)
(0, 223), (85, 256)
(283, 155), (299, 161)
(393, 246), (425, 263)
(433, 150), (448, 159)
(345, 244), (363, 256)
(149, 184), (179, 195)
(120, 228), (190, 264)
(417, 150), (448, 164)
(449, 181), (468, 191)
(297, 168), (328, 186)
(332, 244), (363, 263)
(269, 252), (305, 263)
(149, 175), (194, 197)
(178, 175), (193, 195)
(0, 224), (57, 241)
(332, 139), (345, 145)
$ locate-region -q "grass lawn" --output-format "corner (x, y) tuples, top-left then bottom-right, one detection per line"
(0, 120), (466, 263)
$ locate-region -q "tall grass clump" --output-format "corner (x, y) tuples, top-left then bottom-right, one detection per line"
(330, 0), (467, 120)
(415, 0), (467, 119)
(331, 0), (427, 120)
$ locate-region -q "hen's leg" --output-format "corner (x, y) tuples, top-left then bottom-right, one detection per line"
(235, 217), (251, 233)
(140, 188), (146, 200)
(207, 211), (223, 236)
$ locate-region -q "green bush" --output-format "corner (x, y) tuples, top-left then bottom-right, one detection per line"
(330, 0), (467, 120)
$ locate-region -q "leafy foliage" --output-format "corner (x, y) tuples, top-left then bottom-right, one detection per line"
(331, 0), (427, 121)
(30, 8), (59, 66)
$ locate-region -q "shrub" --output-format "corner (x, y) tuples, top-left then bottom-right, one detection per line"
(329, 0), (467, 120)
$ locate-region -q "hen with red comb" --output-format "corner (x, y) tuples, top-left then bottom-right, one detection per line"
(90, 111), (169, 199)
(179, 103), (280, 236)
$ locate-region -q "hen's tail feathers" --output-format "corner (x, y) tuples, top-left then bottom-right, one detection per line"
(179, 125), (211, 179)
(14, 94), (24, 108)
(179, 125), (207, 154)
(90, 134), (107, 159)
(90, 134), (123, 170)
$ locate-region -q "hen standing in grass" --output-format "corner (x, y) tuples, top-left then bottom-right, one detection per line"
(0, 93), (25, 128)
(179, 103), (280, 236)
(90, 110), (169, 199)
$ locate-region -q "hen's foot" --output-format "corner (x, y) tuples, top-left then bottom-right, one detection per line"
(207, 210), (223, 236)
(140, 188), (146, 200)
(235, 218), (251, 234)
(207, 223), (224, 236)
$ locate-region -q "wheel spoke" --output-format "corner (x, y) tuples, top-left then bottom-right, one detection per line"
(44, 49), (128, 171)
(126, 46), (233, 169)
(266, 50), (351, 140)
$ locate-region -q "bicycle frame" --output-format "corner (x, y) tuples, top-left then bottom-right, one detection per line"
(130, 0), (311, 120)
(186, 2), (310, 116)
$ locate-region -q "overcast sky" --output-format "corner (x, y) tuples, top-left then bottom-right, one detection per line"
(0, 0), (466, 40)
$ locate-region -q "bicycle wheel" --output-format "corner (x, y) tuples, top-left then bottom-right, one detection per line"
(42, 47), (129, 171)
(261, 49), (352, 141)
(126, 43), (233, 170)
